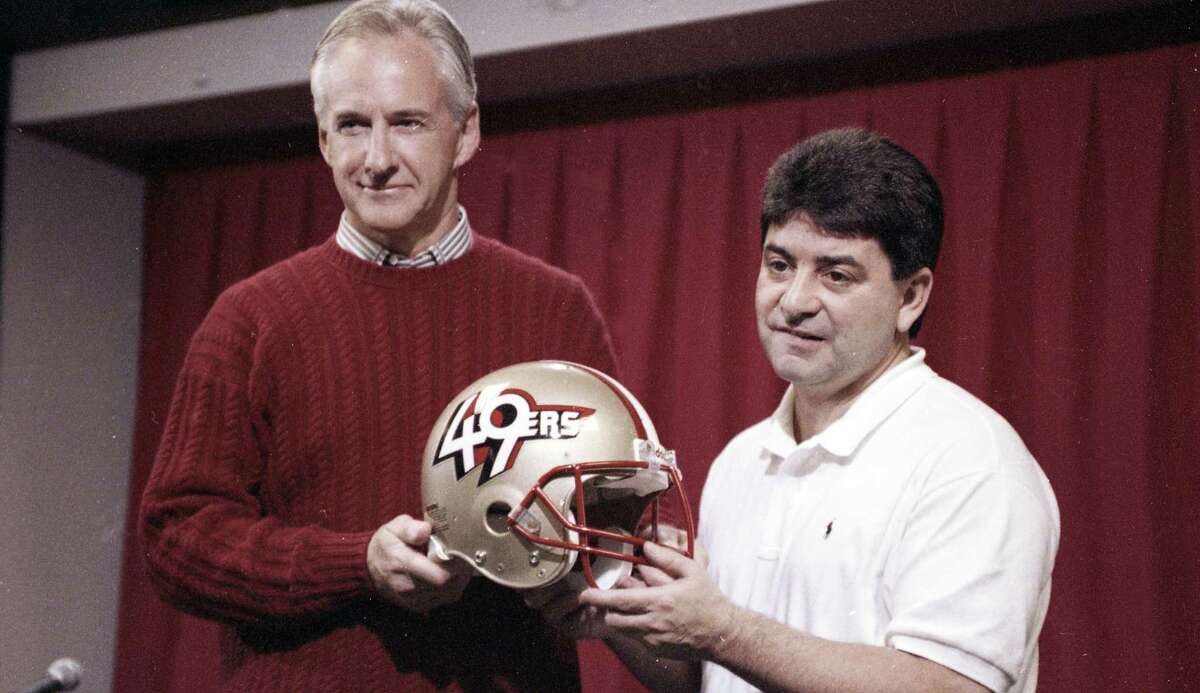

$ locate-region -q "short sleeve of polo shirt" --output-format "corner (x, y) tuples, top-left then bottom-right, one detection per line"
(882, 464), (1057, 692)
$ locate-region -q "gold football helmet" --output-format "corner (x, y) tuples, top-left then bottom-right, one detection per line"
(421, 360), (693, 590)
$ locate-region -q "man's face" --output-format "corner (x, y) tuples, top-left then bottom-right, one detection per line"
(316, 34), (479, 252)
(755, 213), (930, 400)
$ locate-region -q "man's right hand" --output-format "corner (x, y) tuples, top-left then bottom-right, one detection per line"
(367, 514), (471, 612)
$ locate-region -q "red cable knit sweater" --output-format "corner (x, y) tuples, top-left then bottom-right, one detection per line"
(140, 234), (617, 691)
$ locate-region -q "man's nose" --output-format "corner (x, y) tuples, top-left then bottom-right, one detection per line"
(364, 126), (397, 180)
(779, 275), (820, 319)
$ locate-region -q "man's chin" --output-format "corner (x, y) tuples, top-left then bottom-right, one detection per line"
(351, 209), (423, 242)
(768, 353), (829, 387)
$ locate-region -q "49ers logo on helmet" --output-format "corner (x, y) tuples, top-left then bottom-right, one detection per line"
(432, 386), (595, 485)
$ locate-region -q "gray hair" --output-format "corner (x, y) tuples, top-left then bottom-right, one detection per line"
(310, 0), (477, 123)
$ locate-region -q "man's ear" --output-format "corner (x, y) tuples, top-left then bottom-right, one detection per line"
(453, 104), (481, 170)
(896, 268), (933, 335)
(318, 122), (331, 165)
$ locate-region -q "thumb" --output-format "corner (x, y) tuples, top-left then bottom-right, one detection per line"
(643, 540), (697, 578)
(386, 514), (432, 545)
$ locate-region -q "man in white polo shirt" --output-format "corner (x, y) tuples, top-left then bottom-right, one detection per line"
(532, 127), (1059, 692)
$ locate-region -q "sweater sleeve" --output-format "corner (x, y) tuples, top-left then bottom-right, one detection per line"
(139, 290), (375, 627)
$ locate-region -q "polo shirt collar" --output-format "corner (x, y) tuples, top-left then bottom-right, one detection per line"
(762, 347), (934, 460)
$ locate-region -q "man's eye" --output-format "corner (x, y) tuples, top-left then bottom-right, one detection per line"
(826, 270), (853, 284)
(337, 121), (365, 133)
(766, 259), (791, 274)
(397, 118), (425, 130)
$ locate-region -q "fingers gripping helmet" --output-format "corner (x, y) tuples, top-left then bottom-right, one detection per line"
(421, 360), (694, 590)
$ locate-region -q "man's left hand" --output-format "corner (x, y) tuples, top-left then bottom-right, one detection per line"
(578, 541), (736, 661)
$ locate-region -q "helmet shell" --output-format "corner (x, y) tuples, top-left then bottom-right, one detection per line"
(421, 360), (661, 589)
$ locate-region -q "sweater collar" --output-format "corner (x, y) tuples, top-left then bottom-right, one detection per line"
(318, 231), (499, 289)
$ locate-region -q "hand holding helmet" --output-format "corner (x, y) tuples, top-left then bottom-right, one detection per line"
(366, 514), (472, 612)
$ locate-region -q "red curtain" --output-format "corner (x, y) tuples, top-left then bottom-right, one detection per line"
(115, 43), (1199, 692)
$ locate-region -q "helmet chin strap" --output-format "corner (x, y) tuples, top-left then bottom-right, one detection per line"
(427, 534), (452, 562)
(566, 526), (635, 591)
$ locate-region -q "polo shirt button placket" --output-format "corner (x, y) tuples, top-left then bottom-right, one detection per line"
(757, 450), (804, 562)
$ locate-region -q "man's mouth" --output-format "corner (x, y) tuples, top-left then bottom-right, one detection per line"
(776, 326), (825, 341)
(358, 182), (409, 194)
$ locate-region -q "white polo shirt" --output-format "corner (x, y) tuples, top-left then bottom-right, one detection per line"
(698, 349), (1059, 693)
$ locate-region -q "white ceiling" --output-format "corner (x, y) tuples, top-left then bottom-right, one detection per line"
(8, 0), (1175, 160)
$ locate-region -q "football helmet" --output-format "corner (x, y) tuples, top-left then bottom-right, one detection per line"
(421, 360), (694, 590)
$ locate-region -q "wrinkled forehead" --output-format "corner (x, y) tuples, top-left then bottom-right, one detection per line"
(766, 209), (887, 250)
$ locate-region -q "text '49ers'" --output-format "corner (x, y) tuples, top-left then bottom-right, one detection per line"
(432, 385), (595, 485)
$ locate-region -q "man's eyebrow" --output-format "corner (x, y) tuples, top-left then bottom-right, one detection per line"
(330, 108), (432, 121)
(815, 254), (865, 270)
(763, 243), (795, 262)
(764, 245), (866, 271)
(387, 108), (432, 119)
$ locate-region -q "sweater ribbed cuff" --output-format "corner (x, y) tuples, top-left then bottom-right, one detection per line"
(304, 530), (376, 600)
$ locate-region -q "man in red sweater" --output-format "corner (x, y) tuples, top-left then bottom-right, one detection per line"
(139, 1), (616, 690)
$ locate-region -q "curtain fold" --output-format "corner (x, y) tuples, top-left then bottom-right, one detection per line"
(115, 43), (1199, 692)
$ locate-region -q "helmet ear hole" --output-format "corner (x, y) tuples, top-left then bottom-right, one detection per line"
(485, 501), (512, 536)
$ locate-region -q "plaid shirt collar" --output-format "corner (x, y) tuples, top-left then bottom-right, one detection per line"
(335, 207), (472, 268)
